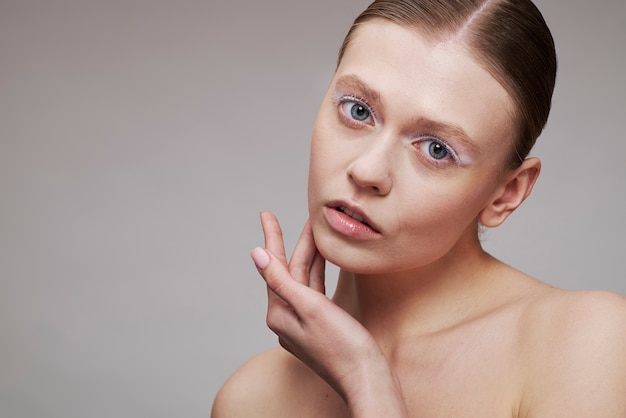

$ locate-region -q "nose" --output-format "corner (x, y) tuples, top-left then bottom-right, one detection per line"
(347, 139), (393, 196)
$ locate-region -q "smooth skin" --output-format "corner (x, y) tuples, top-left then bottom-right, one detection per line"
(212, 20), (626, 417)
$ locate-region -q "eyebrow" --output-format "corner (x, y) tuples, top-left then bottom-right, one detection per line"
(334, 74), (384, 121)
(411, 118), (479, 153)
(334, 74), (478, 152)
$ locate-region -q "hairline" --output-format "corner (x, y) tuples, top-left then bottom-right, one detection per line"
(337, 18), (521, 167)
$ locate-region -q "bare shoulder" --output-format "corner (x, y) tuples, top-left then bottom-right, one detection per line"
(519, 288), (626, 417)
(211, 346), (347, 418)
(522, 287), (626, 332)
(521, 288), (626, 346)
(211, 347), (293, 417)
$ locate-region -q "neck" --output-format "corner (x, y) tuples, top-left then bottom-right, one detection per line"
(331, 238), (504, 345)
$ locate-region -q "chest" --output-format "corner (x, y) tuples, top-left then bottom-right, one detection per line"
(347, 330), (522, 416)
(394, 319), (525, 417)
(287, 342), (523, 418)
(281, 315), (527, 418)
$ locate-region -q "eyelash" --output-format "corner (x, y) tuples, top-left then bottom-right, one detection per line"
(412, 136), (461, 167)
(334, 95), (376, 127)
(333, 94), (460, 167)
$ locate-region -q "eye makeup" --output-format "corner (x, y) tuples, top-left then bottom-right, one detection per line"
(411, 135), (463, 168)
(332, 74), (384, 121)
(330, 73), (478, 167)
(333, 94), (377, 127)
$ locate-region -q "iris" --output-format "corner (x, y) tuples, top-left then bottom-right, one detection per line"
(429, 142), (448, 160)
(350, 104), (370, 121)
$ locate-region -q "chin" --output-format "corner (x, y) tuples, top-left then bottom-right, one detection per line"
(314, 237), (398, 275)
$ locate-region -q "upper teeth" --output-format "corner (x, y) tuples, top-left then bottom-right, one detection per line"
(340, 206), (366, 224)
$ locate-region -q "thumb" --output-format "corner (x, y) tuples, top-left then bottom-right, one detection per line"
(251, 247), (301, 304)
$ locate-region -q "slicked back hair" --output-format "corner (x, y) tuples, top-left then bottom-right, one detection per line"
(337, 0), (557, 168)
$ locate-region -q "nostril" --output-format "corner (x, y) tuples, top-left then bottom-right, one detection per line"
(347, 159), (392, 195)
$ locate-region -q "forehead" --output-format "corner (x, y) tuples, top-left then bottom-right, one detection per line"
(335, 20), (515, 150)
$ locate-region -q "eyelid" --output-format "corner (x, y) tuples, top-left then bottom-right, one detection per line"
(414, 135), (461, 165)
(333, 94), (378, 123)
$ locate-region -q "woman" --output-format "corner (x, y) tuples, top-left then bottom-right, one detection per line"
(213, 0), (626, 416)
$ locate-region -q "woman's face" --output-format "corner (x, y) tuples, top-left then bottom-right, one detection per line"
(308, 20), (517, 275)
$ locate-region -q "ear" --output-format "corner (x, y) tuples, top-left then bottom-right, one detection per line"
(479, 157), (541, 228)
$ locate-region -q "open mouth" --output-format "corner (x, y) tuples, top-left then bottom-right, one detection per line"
(337, 206), (369, 226)
(323, 203), (381, 239)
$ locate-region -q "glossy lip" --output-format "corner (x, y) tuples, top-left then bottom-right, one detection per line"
(323, 200), (383, 239)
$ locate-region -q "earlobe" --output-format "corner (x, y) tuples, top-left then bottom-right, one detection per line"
(479, 157), (541, 228)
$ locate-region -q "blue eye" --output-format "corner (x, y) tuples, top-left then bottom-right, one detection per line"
(428, 142), (448, 160)
(415, 138), (459, 166)
(337, 98), (374, 126)
(350, 103), (370, 121)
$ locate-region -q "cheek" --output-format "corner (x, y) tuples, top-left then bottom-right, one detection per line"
(392, 178), (490, 240)
(308, 119), (345, 184)
(308, 126), (335, 205)
(308, 135), (324, 185)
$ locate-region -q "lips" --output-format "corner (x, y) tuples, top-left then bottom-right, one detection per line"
(323, 201), (381, 239)
(337, 206), (369, 226)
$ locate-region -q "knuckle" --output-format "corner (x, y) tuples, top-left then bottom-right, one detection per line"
(298, 294), (323, 319)
(263, 267), (286, 295)
(265, 309), (283, 334)
(290, 263), (309, 282)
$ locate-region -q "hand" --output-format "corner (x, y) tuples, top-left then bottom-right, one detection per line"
(250, 212), (408, 417)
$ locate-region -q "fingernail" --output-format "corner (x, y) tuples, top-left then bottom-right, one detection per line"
(251, 247), (270, 269)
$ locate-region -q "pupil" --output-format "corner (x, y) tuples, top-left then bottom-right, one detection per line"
(429, 142), (448, 159)
(351, 104), (369, 121)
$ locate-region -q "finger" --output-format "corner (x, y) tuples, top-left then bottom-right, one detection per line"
(309, 251), (326, 294)
(252, 246), (309, 336)
(250, 244), (289, 312)
(266, 284), (300, 338)
(259, 211), (287, 264)
(255, 213), (298, 329)
(251, 246), (311, 311)
(288, 219), (318, 286)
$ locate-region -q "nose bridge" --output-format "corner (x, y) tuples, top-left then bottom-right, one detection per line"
(348, 132), (394, 194)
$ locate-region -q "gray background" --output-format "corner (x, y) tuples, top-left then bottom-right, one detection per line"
(1, 0), (624, 416)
